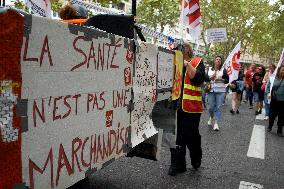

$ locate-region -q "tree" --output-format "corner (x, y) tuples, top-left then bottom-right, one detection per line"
(50, 0), (62, 13)
(250, 1), (284, 62)
(199, 0), (283, 63)
(92, 0), (122, 7)
(137, 0), (179, 33)
(12, 0), (30, 12)
(12, 0), (25, 9)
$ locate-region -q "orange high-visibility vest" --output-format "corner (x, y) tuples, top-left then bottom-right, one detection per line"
(62, 19), (87, 25)
(182, 57), (203, 113)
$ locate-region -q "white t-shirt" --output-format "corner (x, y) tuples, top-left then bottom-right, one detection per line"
(208, 67), (226, 93)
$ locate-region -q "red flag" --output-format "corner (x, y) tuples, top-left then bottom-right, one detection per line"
(180, 0), (202, 40)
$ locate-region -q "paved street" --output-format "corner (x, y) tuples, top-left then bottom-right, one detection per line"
(73, 95), (284, 189)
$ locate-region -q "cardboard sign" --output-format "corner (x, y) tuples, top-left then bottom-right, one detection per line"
(0, 10), (24, 189)
(0, 11), (167, 189)
(25, 0), (51, 17)
(207, 28), (228, 43)
(157, 47), (174, 90)
(6, 14), (131, 189)
(130, 42), (158, 147)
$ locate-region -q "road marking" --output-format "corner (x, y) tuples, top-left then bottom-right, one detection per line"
(239, 181), (264, 189)
(247, 124), (265, 159)
(256, 108), (266, 120)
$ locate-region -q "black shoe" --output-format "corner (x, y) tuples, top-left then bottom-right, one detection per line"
(168, 148), (187, 176)
(267, 127), (272, 132)
(255, 111), (259, 115)
(258, 109), (262, 114)
(230, 110), (235, 115)
(236, 110), (239, 114)
(192, 160), (201, 170)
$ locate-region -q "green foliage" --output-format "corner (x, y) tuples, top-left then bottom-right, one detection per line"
(137, 0), (179, 32)
(50, 0), (62, 12)
(200, 0), (284, 63)
(12, 0), (25, 10)
(92, 0), (122, 7)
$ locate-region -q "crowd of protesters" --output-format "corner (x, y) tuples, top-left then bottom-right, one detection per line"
(201, 62), (283, 137)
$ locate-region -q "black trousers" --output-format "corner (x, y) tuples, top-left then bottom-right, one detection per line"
(269, 99), (284, 133)
(176, 109), (202, 164)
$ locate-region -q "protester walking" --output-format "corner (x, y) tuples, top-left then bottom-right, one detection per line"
(230, 69), (245, 114)
(252, 66), (265, 115)
(168, 42), (205, 176)
(207, 56), (229, 131)
(267, 65), (284, 137)
(263, 64), (276, 120)
(245, 63), (256, 109)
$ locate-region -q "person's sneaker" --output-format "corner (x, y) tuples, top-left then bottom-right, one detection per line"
(213, 122), (219, 131)
(264, 116), (269, 120)
(208, 117), (213, 126)
(258, 109), (262, 114)
(236, 110), (239, 114)
(230, 109), (235, 115)
(255, 111), (259, 115)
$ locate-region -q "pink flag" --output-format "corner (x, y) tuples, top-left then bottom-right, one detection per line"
(180, 0), (202, 40)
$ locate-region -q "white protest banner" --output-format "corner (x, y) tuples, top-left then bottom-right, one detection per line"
(157, 47), (174, 101)
(130, 42), (159, 147)
(269, 48), (284, 94)
(207, 28), (228, 43)
(25, 0), (51, 17)
(18, 15), (132, 189)
(223, 42), (241, 83)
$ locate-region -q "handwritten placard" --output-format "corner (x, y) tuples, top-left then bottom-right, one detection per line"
(130, 42), (158, 147)
(20, 15), (132, 189)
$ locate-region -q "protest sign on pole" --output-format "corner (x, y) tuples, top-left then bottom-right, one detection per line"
(25, 0), (51, 17)
(223, 42), (241, 83)
(206, 28), (228, 43)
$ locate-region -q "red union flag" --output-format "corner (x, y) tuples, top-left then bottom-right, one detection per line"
(223, 42), (242, 83)
(180, 0), (202, 40)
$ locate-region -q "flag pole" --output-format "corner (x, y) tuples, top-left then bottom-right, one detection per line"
(179, 0), (185, 42)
